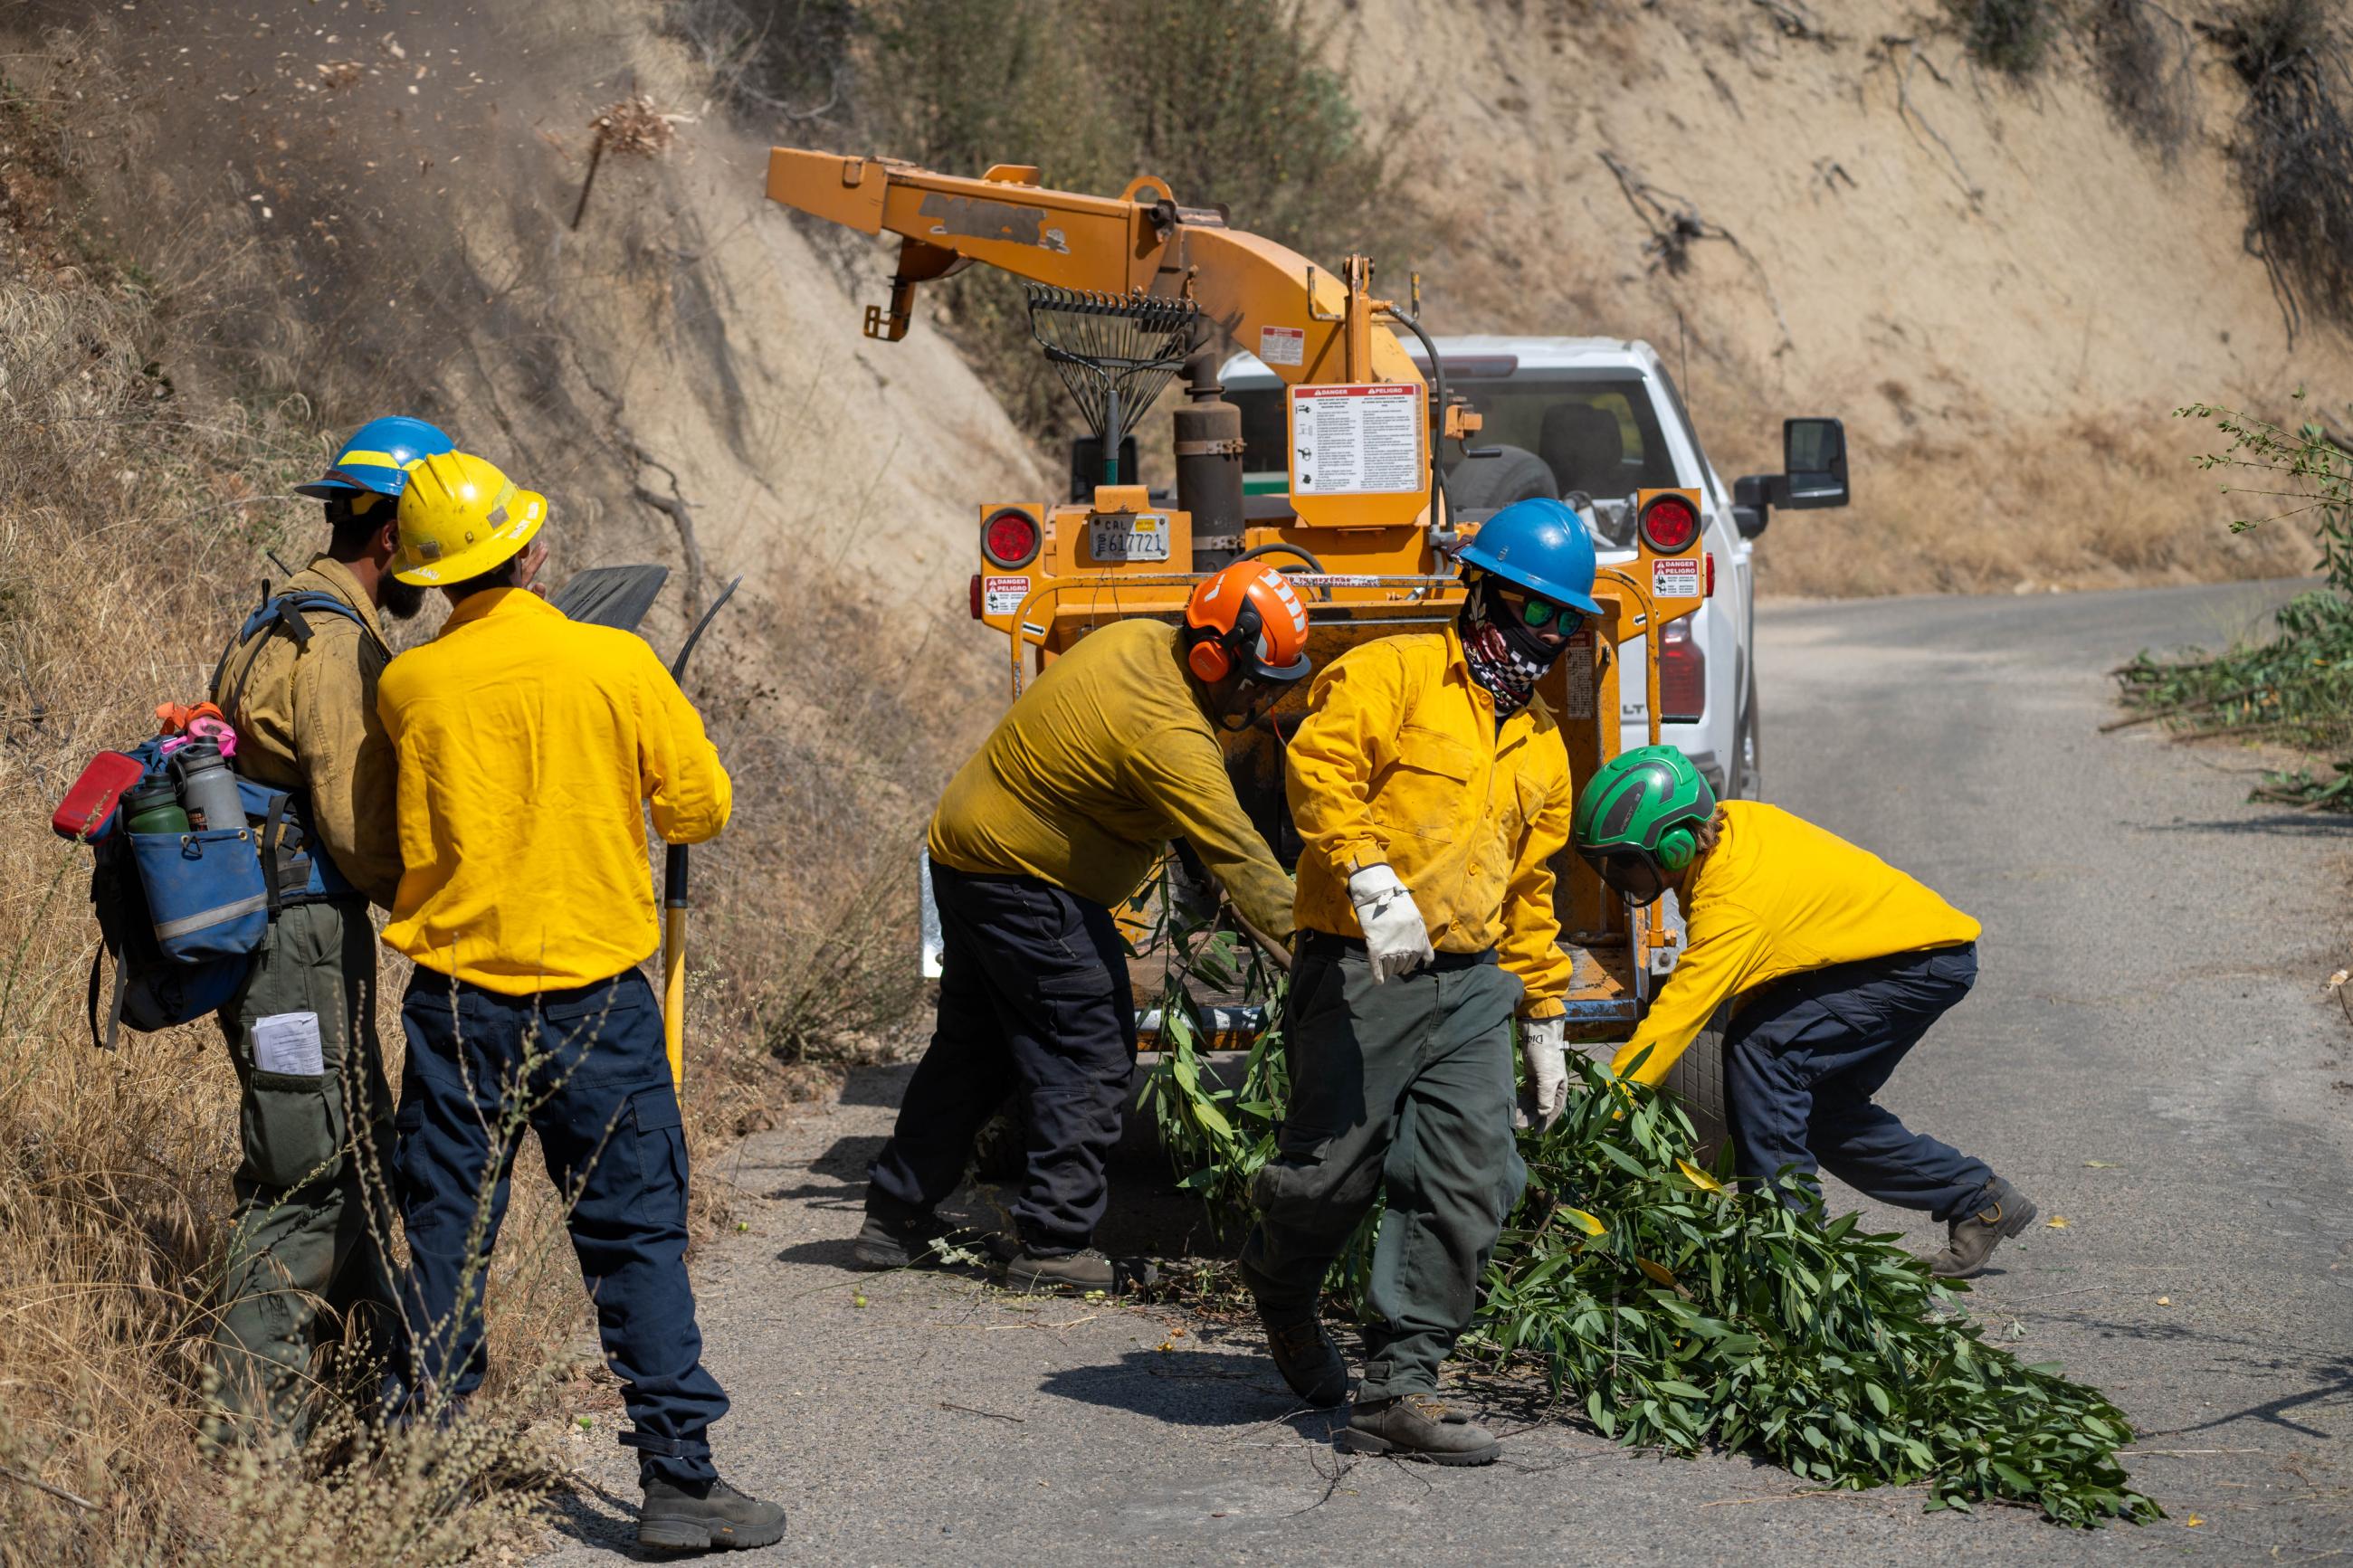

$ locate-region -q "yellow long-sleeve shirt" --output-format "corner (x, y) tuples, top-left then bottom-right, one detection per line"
(378, 587), (731, 993)
(926, 619), (1294, 939)
(210, 556), (405, 908)
(1286, 628), (1576, 1018)
(1613, 801), (1982, 1084)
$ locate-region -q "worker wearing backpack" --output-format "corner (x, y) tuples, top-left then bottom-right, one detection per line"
(201, 416), (450, 1442)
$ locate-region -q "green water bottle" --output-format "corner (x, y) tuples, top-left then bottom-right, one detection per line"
(120, 779), (189, 835)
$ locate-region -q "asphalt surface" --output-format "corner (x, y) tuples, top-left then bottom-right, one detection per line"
(539, 580), (2353, 1565)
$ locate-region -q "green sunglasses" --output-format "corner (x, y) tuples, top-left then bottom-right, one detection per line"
(1494, 585), (1583, 633)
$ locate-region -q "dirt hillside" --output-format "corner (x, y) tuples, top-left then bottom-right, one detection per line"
(1314, 0), (2353, 593)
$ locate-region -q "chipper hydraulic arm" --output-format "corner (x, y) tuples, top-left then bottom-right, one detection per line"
(764, 147), (1712, 1044)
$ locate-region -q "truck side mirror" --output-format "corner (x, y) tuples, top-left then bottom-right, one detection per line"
(1781, 417), (1849, 509)
(1731, 474), (1770, 540)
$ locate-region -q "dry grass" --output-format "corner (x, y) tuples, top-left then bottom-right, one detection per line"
(1753, 413), (2315, 598)
(0, 194), (626, 1568)
(0, 26), (960, 1555)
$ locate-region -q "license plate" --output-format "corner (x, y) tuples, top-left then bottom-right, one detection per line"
(1089, 516), (1169, 563)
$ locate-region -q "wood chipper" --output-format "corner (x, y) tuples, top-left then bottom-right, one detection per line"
(762, 148), (1718, 1072)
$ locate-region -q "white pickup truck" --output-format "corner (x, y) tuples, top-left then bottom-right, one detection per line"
(1224, 335), (1852, 803)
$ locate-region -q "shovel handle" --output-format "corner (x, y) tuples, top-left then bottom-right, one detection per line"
(662, 845), (689, 1088)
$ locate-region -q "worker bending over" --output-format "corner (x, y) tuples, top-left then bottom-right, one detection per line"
(377, 452), (784, 1553)
(1575, 745), (2037, 1279)
(1240, 498), (1593, 1467)
(201, 417), (445, 1440)
(860, 562), (1312, 1295)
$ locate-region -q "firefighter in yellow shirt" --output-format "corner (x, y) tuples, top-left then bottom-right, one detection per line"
(377, 452), (783, 1553)
(1574, 745), (2037, 1281)
(860, 562), (1313, 1297)
(1239, 499), (1594, 1468)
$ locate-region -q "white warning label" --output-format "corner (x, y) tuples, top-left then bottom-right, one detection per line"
(1653, 557), (1702, 601)
(983, 575), (1029, 616)
(1289, 383), (1424, 497)
(1259, 325), (1305, 367)
(1558, 630), (1596, 720)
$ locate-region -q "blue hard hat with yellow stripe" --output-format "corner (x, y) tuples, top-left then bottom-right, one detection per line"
(294, 415), (454, 500)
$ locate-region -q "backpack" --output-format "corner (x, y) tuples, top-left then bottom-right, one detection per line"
(80, 586), (371, 1049)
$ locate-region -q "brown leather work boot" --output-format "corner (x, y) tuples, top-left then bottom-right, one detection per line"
(1929, 1175), (2038, 1279)
(1257, 1303), (1348, 1408)
(1341, 1393), (1500, 1466)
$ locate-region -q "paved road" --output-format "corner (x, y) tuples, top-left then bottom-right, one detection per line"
(542, 581), (2353, 1565)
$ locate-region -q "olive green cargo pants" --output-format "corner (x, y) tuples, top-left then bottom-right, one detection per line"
(206, 899), (398, 1440)
(1239, 937), (1528, 1402)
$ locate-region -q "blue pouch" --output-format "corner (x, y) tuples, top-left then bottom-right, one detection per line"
(128, 825), (272, 965)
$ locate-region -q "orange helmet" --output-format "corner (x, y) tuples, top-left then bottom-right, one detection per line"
(1183, 562), (1312, 684)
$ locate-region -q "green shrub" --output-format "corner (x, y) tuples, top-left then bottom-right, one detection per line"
(860, 0), (1419, 447)
(2118, 398), (2353, 804)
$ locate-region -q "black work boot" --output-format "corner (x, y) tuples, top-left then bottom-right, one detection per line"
(990, 1234), (1157, 1295)
(1342, 1393), (1501, 1466)
(1257, 1302), (1348, 1408)
(851, 1202), (989, 1271)
(638, 1476), (786, 1553)
(1929, 1175), (2039, 1279)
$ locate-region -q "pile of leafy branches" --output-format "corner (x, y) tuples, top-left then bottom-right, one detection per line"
(1490, 1060), (2153, 1525)
(2114, 399), (2353, 805)
(1137, 925), (2155, 1526)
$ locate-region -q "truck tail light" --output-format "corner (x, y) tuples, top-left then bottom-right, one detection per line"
(969, 574), (984, 620)
(1659, 619), (1705, 724)
(980, 506), (1042, 569)
(1639, 493), (1700, 554)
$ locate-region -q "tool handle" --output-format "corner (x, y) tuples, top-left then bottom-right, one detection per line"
(662, 843), (690, 1087)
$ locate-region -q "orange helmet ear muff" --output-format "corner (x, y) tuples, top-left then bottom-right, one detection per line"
(1186, 631), (1232, 683)
(1186, 598), (1266, 684)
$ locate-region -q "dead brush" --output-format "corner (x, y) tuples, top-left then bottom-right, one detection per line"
(2086, 0), (2199, 157)
(2210, 0), (2353, 337)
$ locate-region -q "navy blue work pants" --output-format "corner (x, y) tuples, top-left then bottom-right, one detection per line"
(390, 968), (727, 1485)
(1724, 943), (1996, 1224)
(868, 862), (1137, 1255)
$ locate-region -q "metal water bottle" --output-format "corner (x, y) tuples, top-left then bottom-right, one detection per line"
(169, 742), (244, 832)
(120, 779), (190, 835)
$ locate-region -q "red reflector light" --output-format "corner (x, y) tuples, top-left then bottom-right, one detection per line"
(980, 507), (1041, 569)
(1659, 619), (1705, 724)
(1639, 495), (1700, 554)
(1706, 551), (1716, 598)
(968, 573), (984, 621)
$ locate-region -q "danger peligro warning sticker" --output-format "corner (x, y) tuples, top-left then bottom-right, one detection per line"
(1652, 557), (1701, 601)
(983, 575), (1029, 617)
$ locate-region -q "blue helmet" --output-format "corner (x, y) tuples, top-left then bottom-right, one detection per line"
(1455, 497), (1602, 614)
(293, 415), (454, 499)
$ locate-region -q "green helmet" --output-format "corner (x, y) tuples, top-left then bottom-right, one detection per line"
(1572, 745), (1718, 903)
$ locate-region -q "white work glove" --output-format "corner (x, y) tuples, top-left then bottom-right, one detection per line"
(1517, 1016), (1569, 1131)
(1347, 863), (1434, 984)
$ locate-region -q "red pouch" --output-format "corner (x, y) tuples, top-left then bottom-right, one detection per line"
(52, 752), (147, 841)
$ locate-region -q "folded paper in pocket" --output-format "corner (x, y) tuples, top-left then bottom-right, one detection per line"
(252, 1011), (324, 1077)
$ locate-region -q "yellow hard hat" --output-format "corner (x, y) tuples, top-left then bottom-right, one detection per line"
(391, 450), (547, 585)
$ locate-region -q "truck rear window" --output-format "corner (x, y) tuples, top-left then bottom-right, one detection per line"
(1234, 370), (1681, 500)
